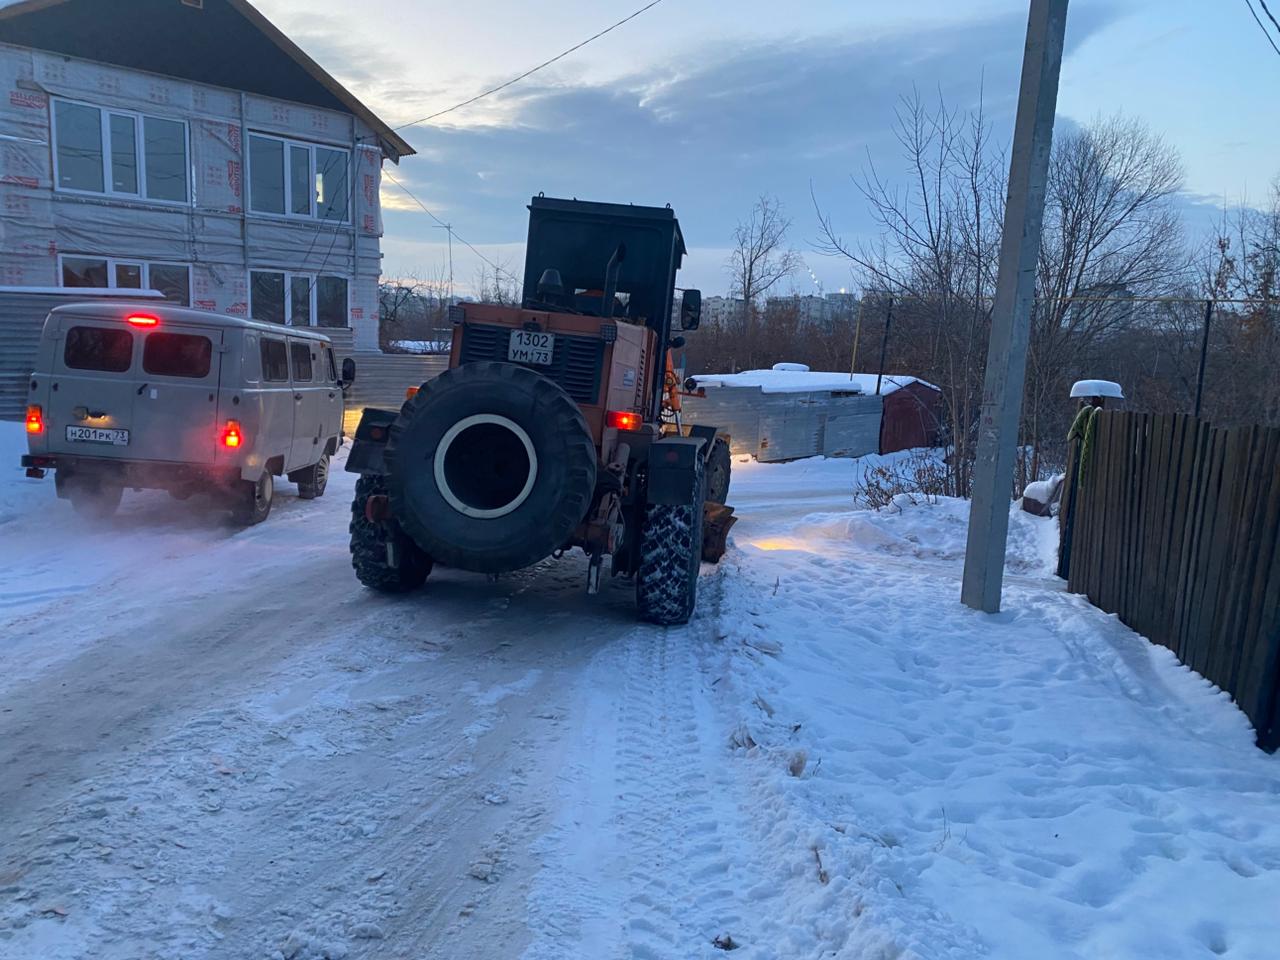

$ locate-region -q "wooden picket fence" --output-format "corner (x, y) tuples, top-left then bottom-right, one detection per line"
(1057, 412), (1280, 751)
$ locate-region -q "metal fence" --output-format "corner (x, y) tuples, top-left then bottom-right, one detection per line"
(1058, 411), (1280, 750)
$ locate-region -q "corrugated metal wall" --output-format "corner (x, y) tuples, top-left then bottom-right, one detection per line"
(341, 354), (447, 433)
(681, 388), (883, 462)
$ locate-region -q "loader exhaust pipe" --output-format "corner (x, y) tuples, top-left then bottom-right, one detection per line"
(433, 414), (539, 519)
(601, 242), (627, 319)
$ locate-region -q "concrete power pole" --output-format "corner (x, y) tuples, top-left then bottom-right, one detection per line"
(961, 0), (1069, 613)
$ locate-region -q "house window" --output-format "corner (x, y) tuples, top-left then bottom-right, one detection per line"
(53, 98), (189, 204)
(247, 133), (349, 221)
(250, 270), (348, 327)
(60, 255), (191, 306)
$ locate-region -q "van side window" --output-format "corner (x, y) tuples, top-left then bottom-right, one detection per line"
(325, 347), (338, 382)
(64, 326), (133, 372)
(290, 341), (313, 382)
(143, 332), (212, 378)
(260, 338), (290, 382)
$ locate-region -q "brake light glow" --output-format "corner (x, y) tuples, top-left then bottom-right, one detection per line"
(221, 419), (243, 448)
(25, 405), (43, 434)
(125, 314), (160, 327)
(405, 386), (420, 400)
(607, 410), (642, 431)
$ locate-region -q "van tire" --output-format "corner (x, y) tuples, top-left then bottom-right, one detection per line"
(64, 476), (123, 521)
(295, 454), (330, 500)
(635, 456), (705, 626)
(350, 475), (432, 592)
(230, 471), (273, 526)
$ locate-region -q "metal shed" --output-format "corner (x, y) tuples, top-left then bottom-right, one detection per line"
(679, 366), (941, 463)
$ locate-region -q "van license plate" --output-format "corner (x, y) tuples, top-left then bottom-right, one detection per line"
(66, 425), (129, 446)
(508, 330), (555, 366)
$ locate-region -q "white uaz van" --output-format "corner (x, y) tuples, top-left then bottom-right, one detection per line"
(21, 302), (354, 525)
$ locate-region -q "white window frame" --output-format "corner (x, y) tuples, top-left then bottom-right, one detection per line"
(58, 254), (192, 303)
(246, 133), (351, 224)
(51, 97), (191, 206)
(248, 270), (350, 327)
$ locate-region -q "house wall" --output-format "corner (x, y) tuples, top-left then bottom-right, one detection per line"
(0, 42), (384, 351)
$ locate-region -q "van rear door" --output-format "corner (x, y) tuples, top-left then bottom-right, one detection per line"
(49, 319), (141, 461)
(130, 325), (224, 464)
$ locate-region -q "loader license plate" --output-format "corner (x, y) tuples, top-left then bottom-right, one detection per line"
(508, 330), (555, 366)
(65, 425), (129, 445)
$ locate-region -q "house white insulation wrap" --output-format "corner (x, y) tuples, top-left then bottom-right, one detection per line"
(0, 45), (384, 348)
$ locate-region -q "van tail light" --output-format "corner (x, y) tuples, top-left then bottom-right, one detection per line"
(125, 314), (160, 327)
(405, 386), (420, 400)
(25, 405), (44, 434)
(221, 419), (243, 449)
(607, 410), (642, 431)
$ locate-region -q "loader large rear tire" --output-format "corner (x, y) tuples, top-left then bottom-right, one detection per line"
(383, 362), (597, 573)
(706, 435), (731, 505)
(636, 456), (705, 626)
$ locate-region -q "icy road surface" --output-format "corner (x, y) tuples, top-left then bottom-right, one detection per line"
(1, 424), (1278, 960)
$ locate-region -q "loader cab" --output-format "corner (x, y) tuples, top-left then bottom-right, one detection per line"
(522, 197), (692, 417)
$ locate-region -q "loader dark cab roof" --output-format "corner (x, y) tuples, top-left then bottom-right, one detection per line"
(522, 196), (687, 336)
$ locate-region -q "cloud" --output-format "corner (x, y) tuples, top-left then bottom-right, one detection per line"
(376, 7), (1119, 292)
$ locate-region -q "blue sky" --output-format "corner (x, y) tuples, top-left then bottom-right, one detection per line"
(259, 0), (1280, 295)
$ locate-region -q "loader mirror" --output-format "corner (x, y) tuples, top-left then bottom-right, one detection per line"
(341, 357), (356, 385)
(680, 289), (702, 331)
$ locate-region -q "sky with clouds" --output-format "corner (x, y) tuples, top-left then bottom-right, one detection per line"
(257, 0), (1280, 296)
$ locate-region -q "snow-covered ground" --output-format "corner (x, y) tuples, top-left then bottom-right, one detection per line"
(1, 426), (1277, 960)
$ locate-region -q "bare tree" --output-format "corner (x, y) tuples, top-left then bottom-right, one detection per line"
(814, 89), (1004, 496)
(1026, 115), (1185, 474)
(724, 196), (801, 366)
(473, 258), (522, 305)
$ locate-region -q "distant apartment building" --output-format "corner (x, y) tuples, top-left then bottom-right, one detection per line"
(0, 0), (413, 353)
(766, 291), (861, 327)
(700, 295), (747, 328)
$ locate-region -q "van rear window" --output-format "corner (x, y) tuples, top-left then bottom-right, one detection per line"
(260, 338), (289, 382)
(64, 326), (133, 372)
(143, 332), (212, 378)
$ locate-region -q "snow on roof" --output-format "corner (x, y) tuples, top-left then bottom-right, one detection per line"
(688, 368), (936, 396)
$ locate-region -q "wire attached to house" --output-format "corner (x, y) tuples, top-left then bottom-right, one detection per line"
(1244, 0), (1280, 56)
(382, 169), (521, 288)
(389, 0), (665, 131)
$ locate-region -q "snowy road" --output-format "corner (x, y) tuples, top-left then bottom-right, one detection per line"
(2, 424), (1278, 960)
(0, 429), (659, 959)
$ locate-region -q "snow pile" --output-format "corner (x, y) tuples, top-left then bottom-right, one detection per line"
(387, 339), (449, 354)
(708, 456), (1280, 959)
(688, 369), (935, 395)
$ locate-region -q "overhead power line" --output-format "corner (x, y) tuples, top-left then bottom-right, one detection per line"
(1259, 0), (1280, 35)
(381, 169), (521, 287)
(1244, 0), (1280, 56)
(391, 0), (664, 131)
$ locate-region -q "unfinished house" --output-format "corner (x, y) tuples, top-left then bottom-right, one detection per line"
(0, 0), (414, 418)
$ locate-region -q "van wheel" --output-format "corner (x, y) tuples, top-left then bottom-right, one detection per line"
(65, 477), (123, 521)
(230, 471), (273, 526)
(295, 454), (330, 500)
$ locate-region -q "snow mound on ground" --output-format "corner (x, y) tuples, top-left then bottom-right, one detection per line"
(776, 495), (1060, 577)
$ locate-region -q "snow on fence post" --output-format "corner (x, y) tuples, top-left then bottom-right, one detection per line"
(1060, 410), (1280, 751)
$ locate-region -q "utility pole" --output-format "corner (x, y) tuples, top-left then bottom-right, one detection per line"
(1193, 299), (1212, 418)
(874, 296), (894, 395)
(433, 223), (454, 303)
(961, 0), (1069, 613)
